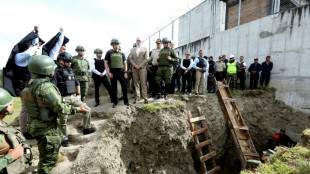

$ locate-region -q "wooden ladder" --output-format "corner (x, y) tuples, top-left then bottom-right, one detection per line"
(213, 77), (260, 168)
(187, 107), (220, 174)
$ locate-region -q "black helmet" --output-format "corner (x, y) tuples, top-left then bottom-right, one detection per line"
(57, 52), (72, 61)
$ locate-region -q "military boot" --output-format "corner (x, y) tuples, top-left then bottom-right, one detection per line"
(83, 127), (97, 135)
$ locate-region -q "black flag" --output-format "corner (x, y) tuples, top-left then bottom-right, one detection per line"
(42, 32), (69, 56)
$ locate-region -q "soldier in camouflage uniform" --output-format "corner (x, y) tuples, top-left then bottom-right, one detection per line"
(71, 45), (89, 102)
(155, 37), (178, 100)
(22, 55), (88, 174)
(0, 88), (25, 171)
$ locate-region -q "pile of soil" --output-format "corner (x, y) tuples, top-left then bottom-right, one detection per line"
(12, 90), (309, 174)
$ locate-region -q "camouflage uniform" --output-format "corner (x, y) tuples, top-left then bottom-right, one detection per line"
(71, 56), (89, 102)
(23, 77), (80, 174)
(155, 47), (178, 97)
(0, 134), (14, 170)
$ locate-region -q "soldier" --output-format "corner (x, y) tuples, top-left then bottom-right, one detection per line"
(53, 52), (96, 147)
(104, 38), (130, 108)
(22, 55), (89, 173)
(155, 37), (178, 100)
(128, 37), (149, 104)
(226, 54), (239, 92)
(91, 48), (113, 107)
(148, 39), (162, 97)
(0, 88), (32, 173)
(71, 45), (89, 102)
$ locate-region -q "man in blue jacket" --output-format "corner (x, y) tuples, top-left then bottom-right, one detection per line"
(260, 56), (273, 87)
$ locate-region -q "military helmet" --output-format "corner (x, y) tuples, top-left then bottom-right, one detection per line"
(28, 55), (57, 75)
(57, 52), (72, 61)
(133, 43), (137, 47)
(94, 48), (103, 54)
(162, 37), (171, 43)
(0, 88), (14, 112)
(111, 38), (120, 45)
(75, 45), (85, 51)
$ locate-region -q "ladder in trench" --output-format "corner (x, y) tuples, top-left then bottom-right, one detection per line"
(187, 107), (220, 174)
(213, 77), (260, 168)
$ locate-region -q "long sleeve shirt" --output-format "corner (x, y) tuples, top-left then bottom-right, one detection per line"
(180, 58), (194, 71)
(0, 134), (14, 170)
(90, 57), (106, 76)
(248, 63), (262, 74)
(261, 61), (273, 74)
(49, 31), (64, 60)
(14, 46), (40, 67)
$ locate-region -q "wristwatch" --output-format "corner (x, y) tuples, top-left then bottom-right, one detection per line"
(76, 93), (81, 95)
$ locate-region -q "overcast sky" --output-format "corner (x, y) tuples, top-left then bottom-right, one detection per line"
(0, 0), (204, 68)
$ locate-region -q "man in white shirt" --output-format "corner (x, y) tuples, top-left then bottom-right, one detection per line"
(91, 48), (113, 107)
(193, 50), (209, 95)
(180, 51), (193, 94)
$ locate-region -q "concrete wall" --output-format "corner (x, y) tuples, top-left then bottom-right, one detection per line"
(177, 4), (310, 113)
(178, 0), (226, 46)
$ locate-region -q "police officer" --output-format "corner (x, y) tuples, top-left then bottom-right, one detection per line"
(226, 54), (239, 92)
(91, 48), (113, 107)
(155, 37), (178, 100)
(71, 45), (89, 102)
(104, 38), (130, 108)
(53, 52), (96, 147)
(22, 55), (88, 173)
(0, 88), (31, 173)
(248, 58), (262, 90)
(148, 39), (162, 97)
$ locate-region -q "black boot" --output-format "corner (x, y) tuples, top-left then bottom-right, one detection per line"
(61, 140), (70, 147)
(83, 127), (97, 135)
(94, 102), (99, 107)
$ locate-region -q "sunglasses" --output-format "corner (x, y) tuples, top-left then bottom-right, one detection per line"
(65, 60), (71, 63)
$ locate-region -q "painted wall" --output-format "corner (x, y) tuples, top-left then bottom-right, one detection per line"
(177, 4), (310, 113)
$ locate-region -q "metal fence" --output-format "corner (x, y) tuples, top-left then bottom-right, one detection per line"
(138, 0), (310, 53)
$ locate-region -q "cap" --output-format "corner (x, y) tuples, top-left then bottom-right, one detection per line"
(273, 135), (280, 139)
(155, 39), (161, 44)
(222, 54), (226, 57)
(229, 54), (235, 58)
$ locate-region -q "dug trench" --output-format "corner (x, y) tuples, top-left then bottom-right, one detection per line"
(15, 90), (310, 174)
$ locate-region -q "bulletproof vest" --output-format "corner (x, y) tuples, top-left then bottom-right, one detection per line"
(227, 61), (237, 74)
(196, 57), (206, 68)
(158, 48), (173, 66)
(182, 59), (191, 68)
(12, 65), (31, 90)
(109, 50), (124, 69)
(239, 62), (245, 72)
(56, 68), (77, 96)
(0, 126), (32, 173)
(93, 58), (105, 77)
(71, 56), (89, 82)
(22, 79), (58, 122)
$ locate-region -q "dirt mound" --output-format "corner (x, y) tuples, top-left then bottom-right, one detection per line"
(12, 91), (310, 174)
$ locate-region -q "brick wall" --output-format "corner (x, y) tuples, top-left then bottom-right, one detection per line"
(226, 0), (270, 29)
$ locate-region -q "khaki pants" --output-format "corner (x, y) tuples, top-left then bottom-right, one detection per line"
(132, 67), (147, 99)
(195, 70), (205, 93)
(18, 90), (28, 133)
(59, 94), (91, 141)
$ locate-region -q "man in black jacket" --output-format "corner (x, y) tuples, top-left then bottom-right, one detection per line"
(248, 58), (261, 90)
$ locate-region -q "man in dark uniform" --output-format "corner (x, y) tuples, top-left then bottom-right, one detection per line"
(104, 38), (130, 108)
(237, 56), (247, 91)
(248, 58), (262, 90)
(52, 52), (96, 147)
(169, 40), (181, 94)
(207, 56), (216, 93)
(91, 48), (113, 107)
(260, 56), (273, 87)
(190, 56), (196, 89)
(148, 39), (162, 97)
